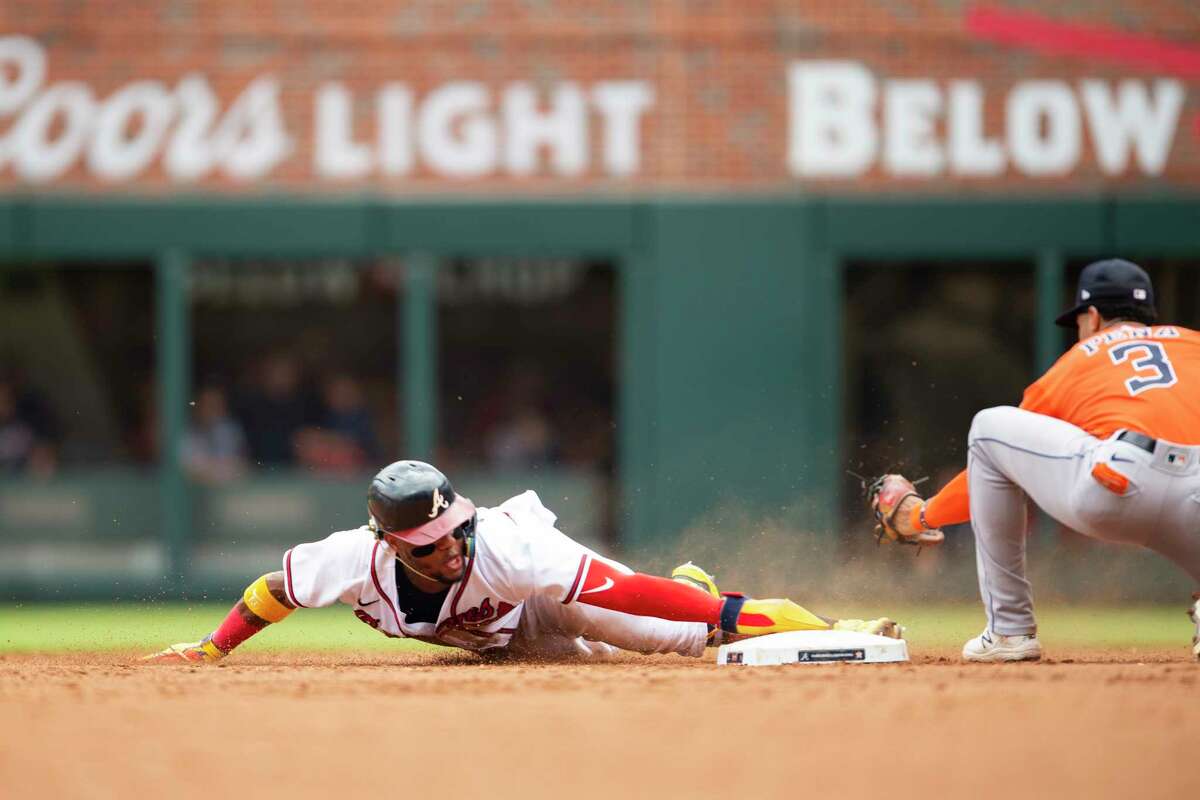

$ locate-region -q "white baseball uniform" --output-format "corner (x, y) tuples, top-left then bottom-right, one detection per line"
(282, 490), (707, 659)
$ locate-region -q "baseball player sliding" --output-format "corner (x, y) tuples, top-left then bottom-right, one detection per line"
(149, 460), (900, 663)
(871, 259), (1200, 662)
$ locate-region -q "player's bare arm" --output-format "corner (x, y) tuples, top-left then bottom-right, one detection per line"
(145, 571), (295, 663)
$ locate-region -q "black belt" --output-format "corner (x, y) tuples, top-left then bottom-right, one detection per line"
(1117, 430), (1156, 453)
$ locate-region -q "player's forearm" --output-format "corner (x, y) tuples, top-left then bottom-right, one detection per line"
(206, 572), (296, 657)
(916, 469), (971, 529)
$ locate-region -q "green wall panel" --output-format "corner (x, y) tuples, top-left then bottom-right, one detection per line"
(638, 201), (827, 543)
(378, 201), (639, 255)
(822, 198), (1109, 257)
(1112, 199), (1200, 255)
(26, 198), (373, 258)
(1, 192), (1198, 593)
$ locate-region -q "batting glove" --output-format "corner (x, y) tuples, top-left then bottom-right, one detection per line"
(833, 617), (904, 639)
(143, 637), (226, 664)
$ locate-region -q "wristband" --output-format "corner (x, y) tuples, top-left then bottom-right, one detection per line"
(243, 575), (294, 623)
(199, 639), (226, 660)
(909, 501), (930, 532)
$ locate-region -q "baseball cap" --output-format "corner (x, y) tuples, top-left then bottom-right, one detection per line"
(1054, 258), (1156, 328)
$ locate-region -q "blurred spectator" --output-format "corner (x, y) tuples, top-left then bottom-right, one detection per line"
(183, 385), (248, 484)
(295, 373), (381, 475)
(484, 367), (558, 469)
(0, 374), (58, 477)
(236, 353), (317, 466)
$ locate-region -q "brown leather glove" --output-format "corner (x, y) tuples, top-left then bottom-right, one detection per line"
(866, 474), (945, 547)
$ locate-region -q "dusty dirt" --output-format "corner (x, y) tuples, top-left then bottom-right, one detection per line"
(1, 648), (1197, 799)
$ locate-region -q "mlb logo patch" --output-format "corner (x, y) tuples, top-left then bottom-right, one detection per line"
(1167, 452), (1188, 466)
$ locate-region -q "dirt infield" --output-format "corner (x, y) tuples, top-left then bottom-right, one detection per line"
(2, 649), (1197, 799)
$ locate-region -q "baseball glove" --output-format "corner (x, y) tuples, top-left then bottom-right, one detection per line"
(864, 473), (945, 547)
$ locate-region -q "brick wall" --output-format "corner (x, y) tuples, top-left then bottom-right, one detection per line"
(0, 0), (1197, 193)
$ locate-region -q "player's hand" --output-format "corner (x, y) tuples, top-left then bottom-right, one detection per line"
(142, 638), (225, 664)
(865, 473), (944, 547)
(833, 617), (904, 639)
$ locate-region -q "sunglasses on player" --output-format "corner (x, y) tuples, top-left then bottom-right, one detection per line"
(408, 525), (468, 558)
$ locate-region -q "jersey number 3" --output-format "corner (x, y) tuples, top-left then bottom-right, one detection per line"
(1109, 341), (1178, 395)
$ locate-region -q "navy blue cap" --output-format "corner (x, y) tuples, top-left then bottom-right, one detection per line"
(1054, 258), (1156, 327)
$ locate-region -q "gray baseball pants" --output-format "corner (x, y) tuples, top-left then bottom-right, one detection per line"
(967, 406), (1200, 635)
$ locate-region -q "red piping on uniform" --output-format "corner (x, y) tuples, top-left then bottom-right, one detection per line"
(563, 554), (589, 605)
(448, 537), (477, 620)
(283, 548), (307, 608)
(369, 541), (403, 630)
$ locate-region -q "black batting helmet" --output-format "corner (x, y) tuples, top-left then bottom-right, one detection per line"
(367, 460), (476, 547)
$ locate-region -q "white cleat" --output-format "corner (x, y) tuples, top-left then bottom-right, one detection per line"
(962, 629), (1042, 663)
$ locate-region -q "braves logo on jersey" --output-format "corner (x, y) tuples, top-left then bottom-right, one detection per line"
(436, 596), (518, 634)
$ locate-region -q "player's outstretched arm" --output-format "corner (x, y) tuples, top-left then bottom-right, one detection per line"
(144, 572), (296, 663)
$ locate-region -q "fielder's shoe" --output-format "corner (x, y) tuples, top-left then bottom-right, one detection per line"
(962, 629), (1042, 663)
(671, 561), (720, 598)
(1188, 593), (1200, 662)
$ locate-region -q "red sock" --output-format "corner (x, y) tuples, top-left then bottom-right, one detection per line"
(209, 605), (268, 653)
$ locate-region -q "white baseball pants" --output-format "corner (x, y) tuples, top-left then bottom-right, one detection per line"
(967, 406), (1200, 635)
(506, 593), (709, 660)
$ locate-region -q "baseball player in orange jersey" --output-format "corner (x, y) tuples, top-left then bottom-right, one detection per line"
(146, 460), (900, 663)
(877, 259), (1200, 662)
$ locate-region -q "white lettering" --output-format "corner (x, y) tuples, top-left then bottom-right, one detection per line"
(87, 81), (174, 180)
(884, 79), (942, 176)
(315, 82), (372, 179)
(418, 82), (497, 177)
(212, 76), (291, 179)
(0, 35), (47, 167)
(590, 82), (654, 177)
(164, 74), (220, 181)
(1081, 79), (1183, 175)
(12, 82), (94, 182)
(788, 61), (877, 177)
(0, 35), (45, 115)
(948, 81), (1004, 176)
(378, 83), (414, 175)
(504, 82), (586, 175)
(1006, 81), (1080, 176)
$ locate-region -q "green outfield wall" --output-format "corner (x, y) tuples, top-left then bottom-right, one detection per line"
(1, 196), (1198, 598)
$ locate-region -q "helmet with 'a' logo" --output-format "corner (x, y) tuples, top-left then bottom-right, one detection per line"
(367, 460), (476, 547)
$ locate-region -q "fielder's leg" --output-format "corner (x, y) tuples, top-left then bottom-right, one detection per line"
(966, 406), (1099, 637)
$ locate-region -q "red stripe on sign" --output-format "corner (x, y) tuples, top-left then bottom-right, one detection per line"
(966, 6), (1200, 79)
(369, 541), (403, 630)
(562, 554), (589, 605)
(283, 548), (307, 608)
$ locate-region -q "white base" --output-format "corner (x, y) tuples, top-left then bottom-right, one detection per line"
(716, 630), (909, 666)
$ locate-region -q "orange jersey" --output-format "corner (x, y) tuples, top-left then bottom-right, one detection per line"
(922, 324), (1200, 529)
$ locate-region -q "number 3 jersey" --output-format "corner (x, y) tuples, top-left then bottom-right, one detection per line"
(921, 324), (1200, 529)
(280, 490), (625, 652)
(1021, 324), (1200, 444)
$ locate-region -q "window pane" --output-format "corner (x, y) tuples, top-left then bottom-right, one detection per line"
(187, 259), (402, 577)
(0, 263), (162, 584)
(435, 257), (616, 548)
(842, 261), (1035, 523)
